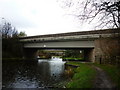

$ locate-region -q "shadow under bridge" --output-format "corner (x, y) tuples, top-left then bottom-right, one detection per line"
(23, 40), (95, 62)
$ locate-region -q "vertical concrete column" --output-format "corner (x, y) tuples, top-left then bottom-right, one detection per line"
(89, 49), (95, 62)
(23, 48), (38, 59)
(94, 39), (104, 63)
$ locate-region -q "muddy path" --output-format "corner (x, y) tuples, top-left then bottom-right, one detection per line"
(92, 66), (116, 88)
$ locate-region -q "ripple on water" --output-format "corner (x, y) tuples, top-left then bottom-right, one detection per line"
(3, 58), (66, 88)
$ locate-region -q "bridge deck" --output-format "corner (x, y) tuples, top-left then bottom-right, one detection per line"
(19, 28), (120, 42)
(19, 28), (119, 39)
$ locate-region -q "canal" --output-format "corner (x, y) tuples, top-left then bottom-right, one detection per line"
(2, 57), (66, 88)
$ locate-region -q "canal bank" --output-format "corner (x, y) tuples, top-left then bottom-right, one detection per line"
(2, 57), (66, 88)
(62, 62), (119, 88)
(2, 58), (119, 88)
(64, 62), (96, 88)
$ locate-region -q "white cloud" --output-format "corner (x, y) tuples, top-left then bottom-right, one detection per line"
(0, 0), (93, 36)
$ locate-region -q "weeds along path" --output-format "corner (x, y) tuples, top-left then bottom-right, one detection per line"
(92, 65), (115, 88)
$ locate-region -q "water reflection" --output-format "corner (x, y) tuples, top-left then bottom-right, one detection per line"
(49, 59), (65, 78)
(2, 57), (66, 88)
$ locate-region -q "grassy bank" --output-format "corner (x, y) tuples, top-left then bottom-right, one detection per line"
(93, 63), (120, 88)
(65, 62), (96, 88)
(63, 57), (83, 61)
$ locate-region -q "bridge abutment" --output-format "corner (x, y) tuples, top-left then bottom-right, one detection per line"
(23, 48), (38, 59)
(84, 49), (95, 62)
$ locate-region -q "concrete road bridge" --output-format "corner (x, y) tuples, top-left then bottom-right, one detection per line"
(19, 28), (120, 62)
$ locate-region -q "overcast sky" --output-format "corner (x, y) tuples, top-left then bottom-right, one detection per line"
(0, 0), (95, 36)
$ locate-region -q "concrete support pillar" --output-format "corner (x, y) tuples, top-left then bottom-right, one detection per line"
(23, 48), (38, 59)
(84, 49), (95, 62)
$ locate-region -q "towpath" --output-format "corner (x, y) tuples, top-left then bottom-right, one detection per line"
(93, 66), (116, 88)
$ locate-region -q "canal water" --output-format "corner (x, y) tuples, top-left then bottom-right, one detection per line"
(2, 57), (66, 88)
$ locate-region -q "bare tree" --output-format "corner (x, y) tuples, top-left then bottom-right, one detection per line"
(58, 0), (120, 29)
(0, 22), (18, 38)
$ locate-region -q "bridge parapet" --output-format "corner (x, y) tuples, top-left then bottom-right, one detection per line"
(19, 28), (120, 43)
(20, 34), (100, 42)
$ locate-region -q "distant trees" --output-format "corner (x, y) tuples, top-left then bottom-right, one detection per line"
(0, 22), (26, 38)
(63, 49), (84, 58)
(18, 31), (27, 37)
(37, 50), (51, 59)
(0, 20), (27, 59)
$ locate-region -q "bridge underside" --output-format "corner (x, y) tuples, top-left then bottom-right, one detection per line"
(23, 40), (95, 62)
(24, 40), (94, 48)
(23, 47), (95, 62)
